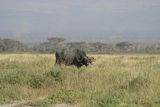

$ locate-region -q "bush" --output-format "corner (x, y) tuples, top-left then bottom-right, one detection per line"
(49, 90), (81, 104)
(89, 91), (126, 107)
(48, 67), (64, 82)
(0, 70), (26, 85)
(0, 84), (24, 103)
(28, 74), (45, 88)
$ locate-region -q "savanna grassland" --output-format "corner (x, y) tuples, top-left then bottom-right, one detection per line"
(0, 54), (160, 107)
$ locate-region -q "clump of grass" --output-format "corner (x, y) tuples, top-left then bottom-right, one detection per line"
(48, 90), (82, 104)
(119, 74), (151, 92)
(0, 96), (9, 104)
(128, 75), (150, 92)
(47, 67), (64, 82)
(89, 90), (126, 107)
(27, 89), (82, 107)
(0, 84), (25, 103)
(0, 70), (25, 85)
(28, 74), (46, 88)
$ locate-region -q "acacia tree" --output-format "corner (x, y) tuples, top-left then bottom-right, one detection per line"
(48, 37), (66, 51)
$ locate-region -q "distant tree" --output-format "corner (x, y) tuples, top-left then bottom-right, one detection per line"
(116, 42), (133, 52)
(67, 41), (89, 51)
(0, 38), (26, 52)
(48, 37), (65, 43)
(48, 37), (66, 51)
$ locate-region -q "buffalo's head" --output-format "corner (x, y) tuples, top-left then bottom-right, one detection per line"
(82, 56), (94, 66)
(88, 56), (95, 64)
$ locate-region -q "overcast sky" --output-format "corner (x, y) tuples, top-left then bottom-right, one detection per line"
(0, 0), (160, 41)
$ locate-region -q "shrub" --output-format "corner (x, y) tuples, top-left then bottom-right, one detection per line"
(0, 84), (24, 103)
(48, 67), (64, 82)
(48, 90), (81, 104)
(89, 91), (126, 107)
(28, 74), (45, 88)
(0, 70), (25, 85)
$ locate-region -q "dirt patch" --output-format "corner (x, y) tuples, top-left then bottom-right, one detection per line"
(53, 103), (81, 107)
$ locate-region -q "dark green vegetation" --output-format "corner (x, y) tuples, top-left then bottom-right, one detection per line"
(0, 54), (160, 107)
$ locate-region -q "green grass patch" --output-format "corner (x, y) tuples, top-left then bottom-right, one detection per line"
(89, 90), (127, 107)
(27, 90), (82, 107)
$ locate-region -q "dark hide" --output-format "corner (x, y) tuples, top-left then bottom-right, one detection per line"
(55, 50), (65, 65)
(55, 49), (94, 68)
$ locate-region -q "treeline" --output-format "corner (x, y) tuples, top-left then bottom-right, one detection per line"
(0, 37), (160, 53)
(0, 38), (27, 52)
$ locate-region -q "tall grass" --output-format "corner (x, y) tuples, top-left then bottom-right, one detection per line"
(0, 54), (160, 106)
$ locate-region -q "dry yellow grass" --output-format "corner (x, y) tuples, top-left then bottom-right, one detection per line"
(0, 54), (160, 106)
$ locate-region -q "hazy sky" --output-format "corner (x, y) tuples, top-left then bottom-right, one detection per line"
(0, 0), (160, 41)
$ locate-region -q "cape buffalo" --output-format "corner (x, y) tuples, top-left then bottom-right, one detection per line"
(55, 49), (94, 68)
